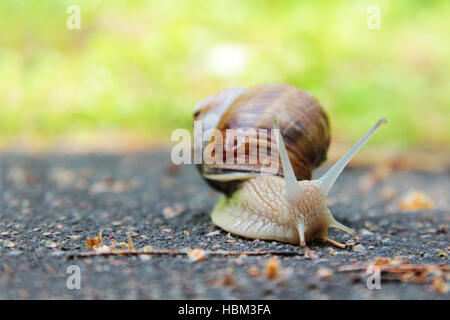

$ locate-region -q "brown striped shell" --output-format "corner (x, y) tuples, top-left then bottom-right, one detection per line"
(193, 83), (330, 195)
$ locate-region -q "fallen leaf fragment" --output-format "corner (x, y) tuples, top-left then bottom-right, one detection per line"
(86, 231), (103, 249)
(163, 203), (185, 219)
(220, 268), (237, 286)
(431, 275), (448, 293)
(166, 161), (181, 175)
(127, 234), (134, 250)
(116, 242), (126, 248)
(187, 248), (206, 262)
(265, 257), (281, 279)
(316, 267), (334, 280)
(93, 244), (111, 253)
(248, 266), (260, 277)
(339, 257), (449, 293)
(399, 190), (434, 211)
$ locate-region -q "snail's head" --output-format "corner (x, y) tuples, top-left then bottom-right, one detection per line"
(273, 117), (387, 242)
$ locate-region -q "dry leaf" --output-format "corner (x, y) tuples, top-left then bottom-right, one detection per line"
(93, 244), (111, 253)
(118, 242), (128, 248)
(431, 275), (448, 293)
(162, 203), (185, 219)
(143, 245), (154, 252)
(265, 257), (281, 279)
(127, 234), (134, 250)
(399, 190), (434, 211)
(187, 248), (206, 262)
(86, 231), (103, 249)
(339, 257), (450, 292)
(220, 268), (237, 286)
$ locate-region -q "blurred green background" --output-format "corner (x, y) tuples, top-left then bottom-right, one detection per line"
(0, 0), (449, 151)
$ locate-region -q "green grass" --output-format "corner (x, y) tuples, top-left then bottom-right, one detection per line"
(0, 0), (449, 149)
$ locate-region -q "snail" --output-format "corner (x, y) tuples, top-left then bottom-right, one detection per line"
(193, 83), (386, 248)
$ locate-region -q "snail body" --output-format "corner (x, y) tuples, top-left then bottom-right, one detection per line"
(211, 177), (332, 245)
(193, 83), (386, 248)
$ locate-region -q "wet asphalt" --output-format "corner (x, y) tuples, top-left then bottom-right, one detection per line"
(0, 151), (448, 299)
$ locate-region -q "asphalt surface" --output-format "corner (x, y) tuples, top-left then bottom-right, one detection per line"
(0, 151), (448, 299)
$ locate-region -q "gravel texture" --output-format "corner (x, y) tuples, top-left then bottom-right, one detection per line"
(0, 151), (448, 299)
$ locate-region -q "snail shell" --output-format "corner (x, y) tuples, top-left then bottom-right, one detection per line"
(194, 83), (330, 195)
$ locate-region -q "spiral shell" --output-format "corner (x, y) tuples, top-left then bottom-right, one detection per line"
(193, 83), (330, 195)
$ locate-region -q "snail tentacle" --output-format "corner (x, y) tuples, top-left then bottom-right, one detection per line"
(329, 217), (356, 236)
(272, 117), (302, 206)
(317, 118), (387, 197)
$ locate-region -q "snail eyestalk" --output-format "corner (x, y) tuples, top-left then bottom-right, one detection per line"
(318, 118), (387, 196)
(329, 216), (356, 236)
(272, 118), (302, 204)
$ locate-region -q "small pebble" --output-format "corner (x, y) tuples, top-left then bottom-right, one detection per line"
(316, 267), (334, 280)
(352, 244), (366, 253)
(3, 240), (15, 248)
(45, 241), (57, 248)
(360, 229), (374, 236)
